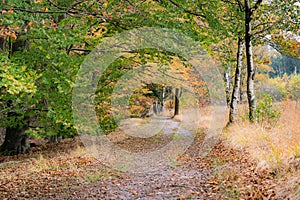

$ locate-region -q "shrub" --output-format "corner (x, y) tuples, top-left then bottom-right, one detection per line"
(256, 93), (281, 126)
(288, 75), (300, 101)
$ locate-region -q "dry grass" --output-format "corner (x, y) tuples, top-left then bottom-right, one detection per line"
(224, 101), (300, 169)
(223, 100), (300, 198)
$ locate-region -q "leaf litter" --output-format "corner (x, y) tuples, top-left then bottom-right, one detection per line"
(0, 122), (298, 199)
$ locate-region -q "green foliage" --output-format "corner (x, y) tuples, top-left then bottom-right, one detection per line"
(255, 93), (281, 126)
(25, 128), (45, 139)
(0, 54), (40, 95)
(0, 0), (298, 146)
(288, 75), (300, 101)
(256, 76), (288, 101)
(270, 55), (300, 78)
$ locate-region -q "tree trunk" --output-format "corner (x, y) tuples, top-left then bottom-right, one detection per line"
(153, 101), (158, 114)
(161, 87), (165, 112)
(240, 77), (244, 103)
(48, 135), (62, 143)
(224, 66), (231, 106)
(229, 37), (244, 123)
(0, 38), (6, 52)
(0, 127), (31, 155)
(0, 127), (5, 146)
(174, 88), (180, 116)
(0, 105), (31, 155)
(245, 0), (257, 122)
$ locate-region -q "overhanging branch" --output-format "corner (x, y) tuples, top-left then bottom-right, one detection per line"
(252, 0), (263, 12)
(156, 0), (206, 18)
(1, 7), (66, 14)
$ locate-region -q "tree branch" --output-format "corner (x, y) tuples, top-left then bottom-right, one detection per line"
(1, 7), (66, 14)
(236, 0), (245, 11)
(47, 0), (68, 10)
(69, 48), (91, 53)
(252, 23), (276, 36)
(221, 0), (244, 11)
(252, 0), (263, 12)
(158, 0), (206, 18)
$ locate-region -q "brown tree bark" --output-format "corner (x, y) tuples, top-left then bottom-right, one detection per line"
(174, 88), (180, 116)
(0, 110), (31, 155)
(0, 127), (31, 155)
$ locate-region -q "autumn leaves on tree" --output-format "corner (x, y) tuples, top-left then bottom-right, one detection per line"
(0, 0), (299, 155)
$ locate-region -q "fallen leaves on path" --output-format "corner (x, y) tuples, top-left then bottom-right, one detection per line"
(0, 130), (298, 199)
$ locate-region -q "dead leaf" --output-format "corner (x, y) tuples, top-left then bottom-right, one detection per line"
(148, 193), (155, 197)
(129, 189), (138, 195)
(179, 194), (185, 199)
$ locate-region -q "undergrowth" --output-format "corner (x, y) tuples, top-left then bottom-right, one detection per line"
(223, 100), (300, 198)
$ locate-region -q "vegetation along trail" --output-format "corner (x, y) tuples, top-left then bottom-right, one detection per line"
(1, 0), (299, 199)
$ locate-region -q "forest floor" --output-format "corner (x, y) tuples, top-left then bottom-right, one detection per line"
(0, 105), (299, 199)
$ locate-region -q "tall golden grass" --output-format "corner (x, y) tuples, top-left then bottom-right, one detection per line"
(223, 100), (299, 170)
(223, 100), (300, 198)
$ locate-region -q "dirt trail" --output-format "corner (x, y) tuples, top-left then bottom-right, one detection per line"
(0, 112), (283, 199)
(57, 114), (220, 199)
(61, 164), (216, 199)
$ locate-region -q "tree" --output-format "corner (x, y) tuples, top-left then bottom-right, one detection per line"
(244, 0), (259, 122)
(270, 54), (300, 77)
(0, 0), (107, 154)
(229, 37), (244, 123)
(174, 88), (180, 116)
(221, 0), (299, 123)
(0, 0), (298, 154)
(0, 0), (212, 154)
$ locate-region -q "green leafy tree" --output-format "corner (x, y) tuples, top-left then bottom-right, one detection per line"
(0, 0), (112, 154)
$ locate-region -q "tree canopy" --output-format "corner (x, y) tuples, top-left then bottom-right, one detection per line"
(0, 0), (299, 155)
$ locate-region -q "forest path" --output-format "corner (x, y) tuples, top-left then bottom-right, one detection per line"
(59, 113), (220, 199)
(63, 160), (216, 199)
(0, 112), (279, 200)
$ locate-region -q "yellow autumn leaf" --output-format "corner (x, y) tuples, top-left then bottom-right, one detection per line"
(7, 9), (14, 14)
(28, 21), (34, 27)
(41, 7), (48, 12)
(13, 26), (19, 31)
(9, 32), (17, 40)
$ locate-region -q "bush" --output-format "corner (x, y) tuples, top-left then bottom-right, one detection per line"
(288, 75), (300, 101)
(256, 93), (281, 126)
(257, 77), (288, 101)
